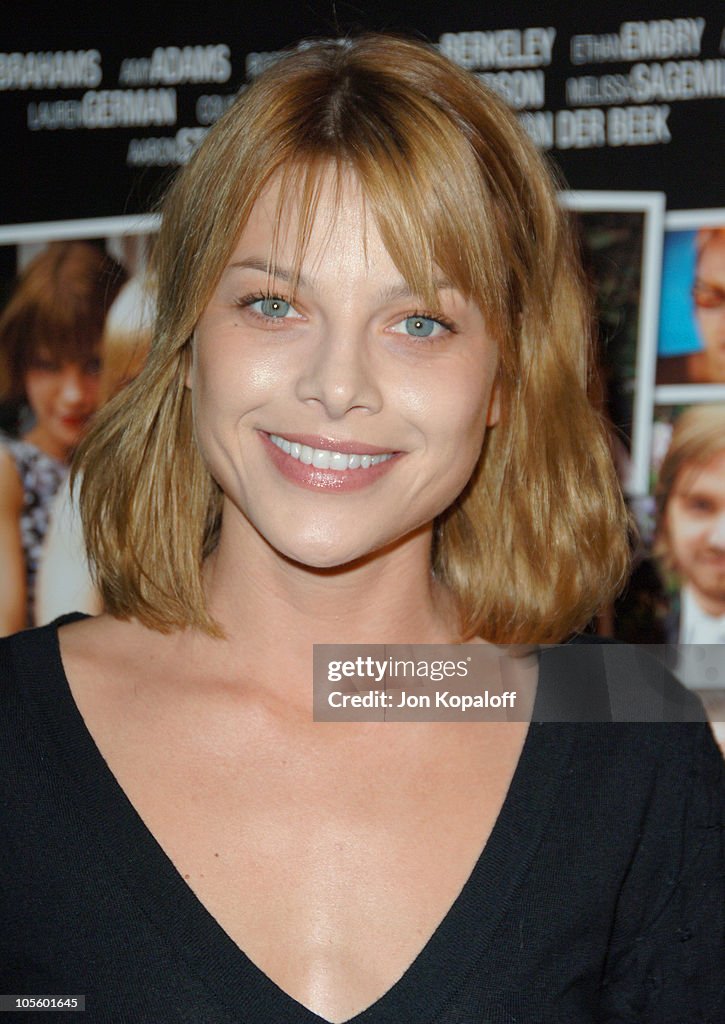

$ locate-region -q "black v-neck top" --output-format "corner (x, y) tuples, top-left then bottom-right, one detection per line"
(1, 620), (723, 1023)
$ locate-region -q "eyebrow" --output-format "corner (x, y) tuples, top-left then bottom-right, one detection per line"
(673, 482), (721, 502)
(227, 257), (308, 287)
(226, 257), (455, 303)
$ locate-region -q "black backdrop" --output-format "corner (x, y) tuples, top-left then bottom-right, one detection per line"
(2, 0), (723, 224)
(2, 1), (725, 660)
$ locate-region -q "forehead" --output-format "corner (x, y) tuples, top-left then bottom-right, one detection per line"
(698, 234), (725, 279)
(222, 162), (467, 313)
(673, 451), (725, 497)
(235, 168), (372, 266)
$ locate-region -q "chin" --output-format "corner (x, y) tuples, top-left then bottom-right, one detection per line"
(273, 523), (429, 574)
(278, 538), (374, 571)
(262, 521), (390, 571)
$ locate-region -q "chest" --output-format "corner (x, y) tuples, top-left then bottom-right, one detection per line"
(77, 686), (528, 1021)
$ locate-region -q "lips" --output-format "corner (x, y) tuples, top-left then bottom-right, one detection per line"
(58, 415), (90, 429)
(268, 433), (394, 471)
(260, 430), (401, 491)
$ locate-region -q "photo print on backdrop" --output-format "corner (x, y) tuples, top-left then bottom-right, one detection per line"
(559, 190), (665, 498)
(0, 214), (158, 634)
(656, 209), (725, 388)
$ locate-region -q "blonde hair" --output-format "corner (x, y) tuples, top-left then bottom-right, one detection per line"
(655, 405), (725, 572)
(76, 34), (630, 642)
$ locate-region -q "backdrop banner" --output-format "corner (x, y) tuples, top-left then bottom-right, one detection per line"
(1, 2), (724, 726)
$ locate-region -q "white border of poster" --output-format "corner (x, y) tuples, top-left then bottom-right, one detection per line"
(0, 215), (160, 247)
(558, 190), (665, 496)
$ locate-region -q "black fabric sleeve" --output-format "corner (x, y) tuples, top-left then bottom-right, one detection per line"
(599, 722), (725, 1023)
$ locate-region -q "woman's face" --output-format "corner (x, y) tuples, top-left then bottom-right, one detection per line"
(23, 348), (101, 461)
(694, 233), (725, 382)
(190, 171), (500, 569)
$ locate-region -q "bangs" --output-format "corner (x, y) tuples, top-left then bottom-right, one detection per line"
(260, 125), (513, 341)
(11, 300), (104, 396)
(23, 306), (103, 364)
(175, 38), (540, 351)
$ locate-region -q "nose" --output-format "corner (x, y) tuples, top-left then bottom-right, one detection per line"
(294, 326), (383, 419)
(59, 364), (92, 408)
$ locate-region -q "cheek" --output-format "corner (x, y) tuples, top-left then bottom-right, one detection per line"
(409, 386), (490, 511)
(436, 380), (492, 456)
(83, 377), (101, 404)
(189, 338), (288, 471)
(698, 310), (725, 336)
(23, 372), (52, 410)
(402, 365), (492, 427)
(193, 328), (290, 407)
(669, 516), (705, 556)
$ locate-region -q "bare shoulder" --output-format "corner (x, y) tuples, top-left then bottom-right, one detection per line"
(59, 612), (143, 655)
(58, 614), (174, 696)
(0, 446), (22, 511)
(57, 612), (218, 705)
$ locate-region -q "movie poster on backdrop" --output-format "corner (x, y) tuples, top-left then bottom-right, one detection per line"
(624, 209), (725, 611)
(0, 215), (158, 634)
(630, 396), (725, 745)
(655, 209), (725, 389)
(0, 2), (724, 738)
(559, 190), (665, 498)
(607, 208), (725, 742)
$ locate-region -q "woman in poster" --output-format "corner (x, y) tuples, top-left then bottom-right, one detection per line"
(35, 273), (155, 624)
(657, 227), (725, 385)
(1, 35), (722, 1023)
(0, 241), (124, 634)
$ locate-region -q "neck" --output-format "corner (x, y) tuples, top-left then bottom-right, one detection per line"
(686, 583), (725, 619)
(22, 426), (70, 463)
(195, 512), (460, 698)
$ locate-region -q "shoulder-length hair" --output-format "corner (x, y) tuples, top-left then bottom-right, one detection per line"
(77, 34), (630, 643)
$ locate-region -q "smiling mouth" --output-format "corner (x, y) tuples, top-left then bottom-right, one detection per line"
(268, 433), (395, 471)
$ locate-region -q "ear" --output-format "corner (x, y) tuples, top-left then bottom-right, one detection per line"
(486, 376), (501, 427)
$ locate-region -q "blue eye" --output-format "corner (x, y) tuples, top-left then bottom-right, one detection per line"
(256, 297), (292, 318)
(390, 315), (448, 338)
(237, 292), (304, 324)
(406, 317), (436, 337)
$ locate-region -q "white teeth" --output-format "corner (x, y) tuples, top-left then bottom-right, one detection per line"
(268, 434), (394, 471)
(329, 451), (348, 470)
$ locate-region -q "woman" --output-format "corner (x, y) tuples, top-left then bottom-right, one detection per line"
(35, 274), (155, 623)
(0, 241), (125, 633)
(1, 36), (722, 1023)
